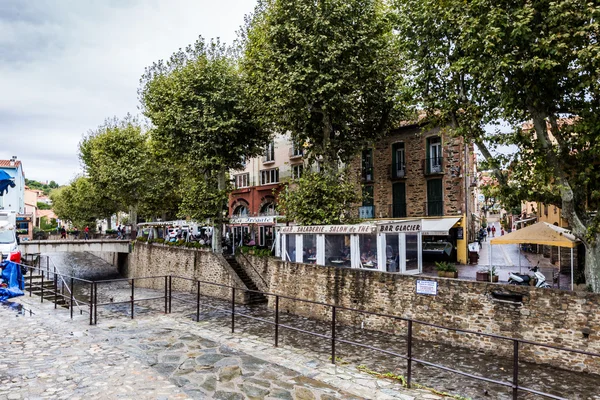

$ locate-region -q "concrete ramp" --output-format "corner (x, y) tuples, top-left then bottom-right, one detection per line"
(20, 240), (130, 254)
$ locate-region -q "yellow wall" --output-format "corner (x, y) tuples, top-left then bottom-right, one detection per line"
(537, 202), (569, 228)
(456, 214), (467, 264)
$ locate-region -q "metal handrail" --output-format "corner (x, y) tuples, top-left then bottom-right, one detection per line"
(21, 266), (600, 400)
(235, 251), (269, 290)
(48, 257), (85, 312)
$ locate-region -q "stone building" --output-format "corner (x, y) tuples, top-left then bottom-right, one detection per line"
(228, 124), (477, 263)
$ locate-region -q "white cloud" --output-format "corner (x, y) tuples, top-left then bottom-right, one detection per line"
(0, 0), (257, 184)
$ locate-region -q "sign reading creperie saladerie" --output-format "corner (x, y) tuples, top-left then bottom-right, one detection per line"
(280, 225), (376, 234)
(378, 221), (421, 233)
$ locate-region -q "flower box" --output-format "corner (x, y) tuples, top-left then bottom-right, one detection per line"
(438, 271), (458, 279)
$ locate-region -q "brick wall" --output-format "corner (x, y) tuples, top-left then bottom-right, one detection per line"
(352, 125), (474, 219)
(127, 242), (250, 303)
(244, 254), (600, 374)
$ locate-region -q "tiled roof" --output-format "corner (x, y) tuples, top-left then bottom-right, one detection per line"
(0, 160), (22, 168)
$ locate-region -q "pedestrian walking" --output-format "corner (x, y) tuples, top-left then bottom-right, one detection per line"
(84, 226), (90, 240)
(60, 227), (66, 239)
(501, 227), (505, 236)
(117, 225), (122, 240)
(491, 225), (496, 237)
(486, 226), (491, 237)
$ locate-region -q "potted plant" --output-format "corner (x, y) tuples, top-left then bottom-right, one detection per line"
(476, 268), (490, 282)
(435, 261), (458, 278)
(489, 266), (499, 282)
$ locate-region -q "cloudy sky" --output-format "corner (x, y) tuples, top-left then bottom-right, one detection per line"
(0, 0), (257, 185)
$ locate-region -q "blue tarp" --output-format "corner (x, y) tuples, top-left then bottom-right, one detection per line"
(0, 170), (15, 196)
(0, 261), (25, 301)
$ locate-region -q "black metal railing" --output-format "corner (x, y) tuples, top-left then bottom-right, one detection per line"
(424, 157), (444, 175)
(361, 165), (374, 182)
(390, 202), (407, 218)
(358, 205), (375, 219)
(390, 162), (406, 179)
(15, 262), (600, 400)
(426, 200), (444, 216)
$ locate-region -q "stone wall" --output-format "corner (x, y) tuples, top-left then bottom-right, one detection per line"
(244, 254), (600, 374)
(127, 242), (249, 303)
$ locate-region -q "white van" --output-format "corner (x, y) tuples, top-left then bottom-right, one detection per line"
(0, 221), (21, 264)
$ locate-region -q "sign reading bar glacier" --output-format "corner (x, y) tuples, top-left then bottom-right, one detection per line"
(378, 220), (421, 233)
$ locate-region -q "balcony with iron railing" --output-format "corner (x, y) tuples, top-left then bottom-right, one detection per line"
(426, 201), (444, 217)
(389, 203), (407, 218)
(262, 155), (275, 165)
(359, 205), (375, 219)
(389, 162), (406, 180)
(424, 157), (444, 175)
(289, 147), (304, 159)
(361, 165), (374, 182)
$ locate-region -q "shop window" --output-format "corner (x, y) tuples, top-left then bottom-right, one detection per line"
(325, 235), (351, 267)
(233, 205), (249, 217)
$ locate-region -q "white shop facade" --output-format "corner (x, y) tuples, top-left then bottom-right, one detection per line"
(277, 220), (426, 274)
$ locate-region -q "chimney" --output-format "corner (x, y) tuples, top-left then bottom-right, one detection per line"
(9, 156), (17, 167)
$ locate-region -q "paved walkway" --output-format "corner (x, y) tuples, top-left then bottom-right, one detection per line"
(0, 296), (454, 400)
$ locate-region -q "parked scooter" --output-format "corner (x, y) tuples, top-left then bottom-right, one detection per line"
(508, 262), (551, 288)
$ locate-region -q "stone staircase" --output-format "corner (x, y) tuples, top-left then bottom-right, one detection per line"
(24, 274), (69, 308)
(224, 256), (267, 305)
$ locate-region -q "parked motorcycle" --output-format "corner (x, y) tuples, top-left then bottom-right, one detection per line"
(508, 262), (551, 288)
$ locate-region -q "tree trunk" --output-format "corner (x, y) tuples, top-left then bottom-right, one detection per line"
(129, 205), (138, 239)
(212, 169), (226, 253)
(106, 216), (112, 230)
(584, 240), (600, 292)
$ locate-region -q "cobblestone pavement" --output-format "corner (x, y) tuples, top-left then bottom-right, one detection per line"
(1, 296), (454, 400)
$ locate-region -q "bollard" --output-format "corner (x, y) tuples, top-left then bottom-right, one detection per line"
(89, 282), (93, 325)
(196, 281), (201, 322)
(164, 276), (168, 314)
(131, 278), (135, 319)
(231, 287), (236, 334)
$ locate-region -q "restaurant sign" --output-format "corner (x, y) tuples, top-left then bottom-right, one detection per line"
(378, 220), (421, 233)
(229, 216), (276, 224)
(280, 224), (376, 234)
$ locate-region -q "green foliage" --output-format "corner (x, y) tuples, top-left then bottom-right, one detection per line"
(39, 216), (57, 231)
(139, 38), (270, 245)
(25, 179), (59, 195)
(50, 177), (110, 228)
(239, 246), (272, 257)
(277, 170), (360, 225)
(435, 262), (457, 273)
(36, 202), (51, 210)
(242, 0), (407, 170)
(395, 0), (600, 291)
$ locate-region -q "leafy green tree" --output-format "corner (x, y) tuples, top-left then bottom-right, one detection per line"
(139, 38), (269, 251)
(36, 202), (51, 210)
(242, 0), (405, 172)
(277, 170), (359, 225)
(50, 177), (109, 228)
(79, 116), (151, 232)
(395, 0), (600, 290)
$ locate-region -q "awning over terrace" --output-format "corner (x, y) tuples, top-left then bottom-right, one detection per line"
(490, 222), (579, 248)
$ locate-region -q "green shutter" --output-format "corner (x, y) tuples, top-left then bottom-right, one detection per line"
(392, 182), (406, 217)
(427, 179), (443, 216)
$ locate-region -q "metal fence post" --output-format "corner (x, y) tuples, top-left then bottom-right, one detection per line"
(196, 281), (201, 322)
(407, 320), (413, 388)
(89, 281), (94, 325)
(331, 306), (336, 365)
(54, 272), (58, 309)
(275, 295), (280, 347)
(231, 287), (236, 334)
(70, 277), (74, 320)
(131, 278), (135, 319)
(29, 267), (33, 296)
(94, 281), (98, 325)
(41, 270), (44, 303)
(513, 340), (519, 400)
(168, 276), (172, 313)
(164, 276), (168, 314)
